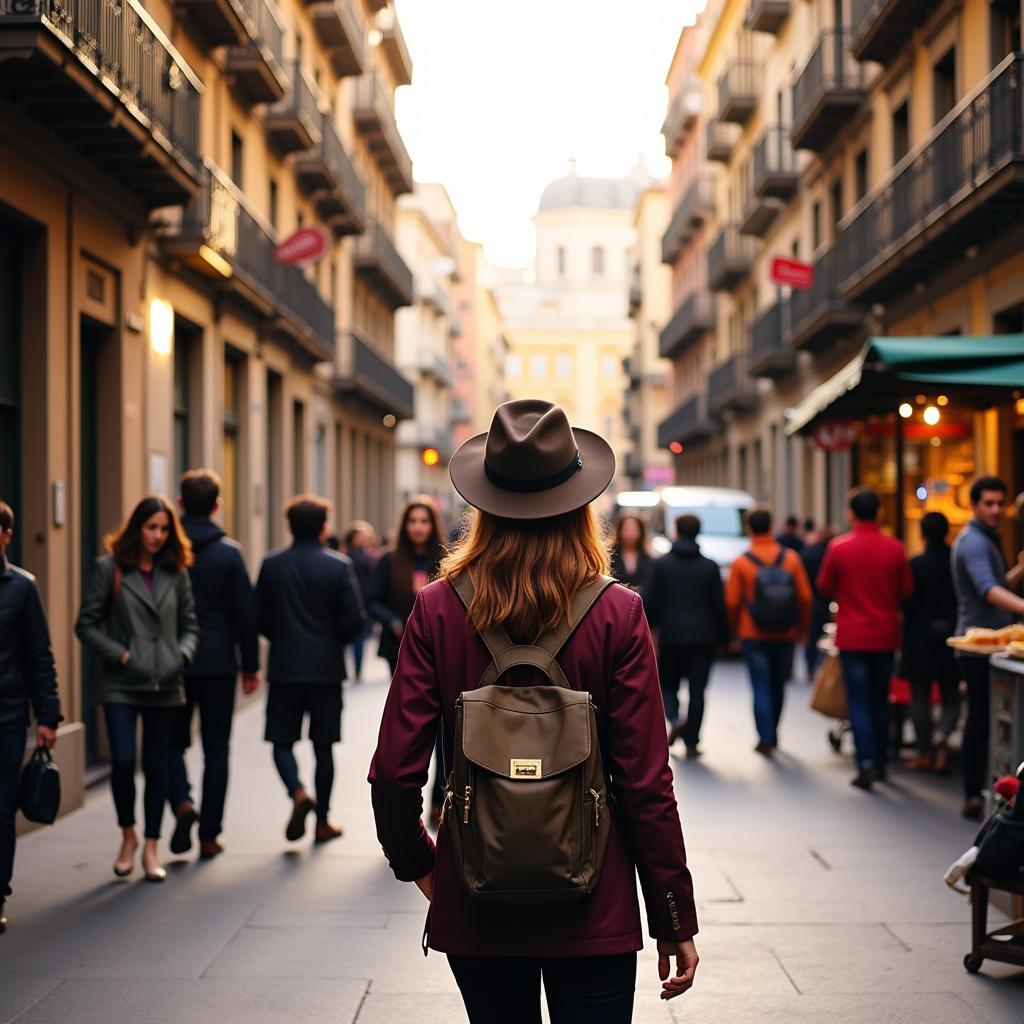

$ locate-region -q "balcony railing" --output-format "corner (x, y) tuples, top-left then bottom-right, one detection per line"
(657, 393), (717, 449)
(176, 0), (250, 47)
(354, 72), (414, 195)
(749, 301), (796, 377)
(709, 353), (759, 413)
(708, 224), (757, 291)
(294, 112), (367, 236)
(659, 292), (716, 359)
(224, 0), (286, 104)
(706, 118), (740, 163)
(414, 348), (453, 386)
(335, 329), (414, 420)
(791, 29), (865, 153)
(662, 77), (702, 156)
(165, 162), (334, 359)
(717, 59), (760, 125)
(746, 0), (790, 34)
(752, 126), (798, 199)
(266, 60), (321, 153)
(306, 0), (365, 77)
(788, 247), (863, 352)
(377, 8), (413, 86)
(0, 0), (202, 206)
(661, 175), (716, 263)
(354, 217), (414, 308)
(837, 54), (1024, 304)
(850, 0), (932, 64)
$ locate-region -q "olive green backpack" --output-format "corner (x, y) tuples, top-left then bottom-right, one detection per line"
(443, 572), (616, 904)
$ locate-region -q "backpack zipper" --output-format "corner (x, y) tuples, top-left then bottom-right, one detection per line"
(463, 785), (472, 825)
(589, 788), (602, 830)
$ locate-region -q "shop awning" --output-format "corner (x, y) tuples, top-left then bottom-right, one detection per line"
(785, 335), (1024, 436)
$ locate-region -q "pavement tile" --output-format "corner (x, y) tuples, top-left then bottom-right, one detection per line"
(0, 975), (62, 1024)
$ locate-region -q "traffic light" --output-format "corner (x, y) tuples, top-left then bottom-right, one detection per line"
(422, 447), (440, 467)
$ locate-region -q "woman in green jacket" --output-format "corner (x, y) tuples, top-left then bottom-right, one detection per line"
(76, 496), (199, 881)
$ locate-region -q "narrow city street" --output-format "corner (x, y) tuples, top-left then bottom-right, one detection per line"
(3, 652), (1022, 1024)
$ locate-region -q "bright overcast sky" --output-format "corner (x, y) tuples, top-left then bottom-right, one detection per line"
(393, 0), (701, 269)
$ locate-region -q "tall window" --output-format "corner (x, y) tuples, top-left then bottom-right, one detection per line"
(854, 148), (869, 201)
(591, 246), (605, 276)
(529, 354), (547, 380)
(269, 177), (279, 231)
(222, 351), (242, 536)
(555, 354), (573, 380)
(293, 399), (306, 494)
(830, 179), (843, 233)
(602, 354), (618, 381)
(811, 200), (822, 252)
(173, 330), (190, 483)
(230, 131), (244, 189)
(314, 423), (327, 497)
(266, 370), (282, 549)
(891, 101), (910, 164)
(933, 48), (957, 123)
(506, 353), (523, 379)
(556, 246), (566, 277)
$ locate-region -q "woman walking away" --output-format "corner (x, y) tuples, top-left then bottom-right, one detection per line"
(368, 499), (446, 822)
(610, 513), (654, 591)
(344, 521), (378, 681)
(76, 496), (199, 882)
(369, 399), (699, 1024)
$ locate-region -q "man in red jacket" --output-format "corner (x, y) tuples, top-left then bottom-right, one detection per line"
(817, 487), (913, 790)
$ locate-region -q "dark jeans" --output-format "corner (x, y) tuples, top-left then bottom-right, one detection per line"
(658, 644), (715, 747)
(0, 727), (25, 901)
(103, 703), (177, 839)
(958, 654), (990, 800)
(272, 743), (335, 822)
(907, 672), (961, 757)
(740, 639), (791, 747)
(350, 623), (372, 679)
(167, 674), (236, 840)
(838, 651), (894, 772)
(448, 952), (637, 1024)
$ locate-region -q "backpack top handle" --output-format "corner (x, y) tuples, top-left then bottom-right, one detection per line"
(451, 572), (616, 691)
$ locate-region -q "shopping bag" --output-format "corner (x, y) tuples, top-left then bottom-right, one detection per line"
(18, 745), (61, 824)
(810, 652), (847, 720)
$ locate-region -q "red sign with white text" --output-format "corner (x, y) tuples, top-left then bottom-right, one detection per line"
(813, 420), (859, 452)
(770, 256), (814, 290)
(275, 226), (329, 268)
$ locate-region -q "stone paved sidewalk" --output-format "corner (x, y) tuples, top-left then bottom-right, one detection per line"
(3, 649), (1023, 1023)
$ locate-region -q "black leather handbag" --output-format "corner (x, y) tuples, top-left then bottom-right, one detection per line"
(19, 745), (61, 825)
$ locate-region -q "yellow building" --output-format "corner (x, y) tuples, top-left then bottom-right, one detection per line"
(0, 0), (416, 803)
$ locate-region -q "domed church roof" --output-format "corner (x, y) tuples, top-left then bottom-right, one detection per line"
(537, 160), (652, 213)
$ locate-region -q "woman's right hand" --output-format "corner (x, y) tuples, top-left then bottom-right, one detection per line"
(657, 938), (698, 1000)
(119, 650), (131, 667)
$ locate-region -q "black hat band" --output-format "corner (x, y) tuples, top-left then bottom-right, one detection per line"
(484, 450), (583, 494)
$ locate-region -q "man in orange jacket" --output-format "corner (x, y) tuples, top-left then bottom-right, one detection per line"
(726, 508), (812, 756)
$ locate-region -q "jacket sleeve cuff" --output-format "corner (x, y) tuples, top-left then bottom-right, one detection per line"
(382, 833), (436, 883)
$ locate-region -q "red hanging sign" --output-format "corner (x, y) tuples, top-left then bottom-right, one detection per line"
(275, 226), (329, 268)
(770, 256), (814, 290)
(813, 420), (860, 451)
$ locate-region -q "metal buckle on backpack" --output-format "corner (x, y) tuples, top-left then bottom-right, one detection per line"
(510, 758), (543, 780)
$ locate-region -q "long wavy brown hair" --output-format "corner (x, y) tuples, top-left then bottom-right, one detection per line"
(440, 505), (611, 641)
(105, 495), (194, 573)
(390, 497), (446, 615)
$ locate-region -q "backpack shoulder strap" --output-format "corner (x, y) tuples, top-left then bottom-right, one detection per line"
(450, 572), (516, 663)
(773, 549), (787, 568)
(744, 552), (764, 568)
(534, 574), (617, 660)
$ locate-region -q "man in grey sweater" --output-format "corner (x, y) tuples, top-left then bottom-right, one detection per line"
(951, 475), (1024, 819)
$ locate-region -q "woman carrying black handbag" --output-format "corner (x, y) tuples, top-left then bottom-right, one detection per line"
(76, 496), (199, 882)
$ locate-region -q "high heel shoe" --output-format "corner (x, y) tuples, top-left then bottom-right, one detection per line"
(144, 865), (167, 883)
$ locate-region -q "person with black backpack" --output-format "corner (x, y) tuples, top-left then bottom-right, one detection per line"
(726, 507), (812, 756)
(369, 400), (699, 1023)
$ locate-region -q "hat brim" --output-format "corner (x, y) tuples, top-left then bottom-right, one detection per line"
(449, 427), (616, 520)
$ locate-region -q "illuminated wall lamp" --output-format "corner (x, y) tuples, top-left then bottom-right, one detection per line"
(149, 298), (174, 356)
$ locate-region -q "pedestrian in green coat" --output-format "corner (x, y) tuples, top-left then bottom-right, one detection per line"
(76, 495), (199, 882)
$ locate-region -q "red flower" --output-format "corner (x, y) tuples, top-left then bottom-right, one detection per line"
(994, 775), (1020, 802)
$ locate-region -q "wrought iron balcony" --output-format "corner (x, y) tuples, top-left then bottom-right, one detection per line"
(335, 329), (414, 421)
(177, 0), (250, 46)
(354, 217), (414, 308)
(709, 353), (759, 414)
(708, 224), (757, 291)
(161, 162), (335, 361)
(749, 300), (796, 377)
(746, 0), (790, 34)
(717, 59), (760, 126)
(657, 393), (717, 449)
(752, 126), (798, 199)
(662, 77), (701, 157)
(705, 118), (740, 163)
(399, 422), (454, 461)
(0, 0), (202, 206)
(659, 292), (716, 359)
(414, 348), (453, 386)
(266, 60), (321, 153)
(304, 0), (365, 77)
(850, 0), (932, 64)
(376, 7), (412, 86)
(294, 112), (367, 236)
(791, 29), (865, 153)
(837, 54), (1024, 304)
(788, 247), (863, 352)
(224, 0), (286, 104)
(354, 72), (414, 195)
(661, 175), (716, 264)
(740, 184), (782, 237)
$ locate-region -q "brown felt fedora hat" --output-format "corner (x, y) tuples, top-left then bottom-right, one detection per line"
(449, 399), (615, 519)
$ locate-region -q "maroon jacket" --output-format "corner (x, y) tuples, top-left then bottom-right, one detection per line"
(368, 578), (698, 958)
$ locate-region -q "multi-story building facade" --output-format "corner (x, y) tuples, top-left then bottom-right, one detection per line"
(659, 0), (1024, 551)
(395, 182), (457, 518)
(622, 183), (673, 490)
(495, 164), (649, 500)
(0, 0), (415, 804)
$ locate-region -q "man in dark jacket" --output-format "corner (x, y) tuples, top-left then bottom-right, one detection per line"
(643, 514), (729, 756)
(167, 470), (259, 860)
(0, 501), (62, 933)
(255, 494), (366, 844)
